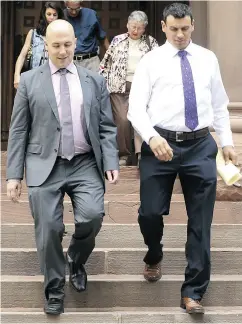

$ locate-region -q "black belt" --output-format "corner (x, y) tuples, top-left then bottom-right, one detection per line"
(73, 52), (97, 61)
(154, 127), (209, 142)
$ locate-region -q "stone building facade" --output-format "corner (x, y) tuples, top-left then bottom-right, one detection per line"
(1, 1), (241, 150)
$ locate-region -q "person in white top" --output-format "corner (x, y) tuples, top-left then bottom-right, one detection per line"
(128, 2), (237, 314)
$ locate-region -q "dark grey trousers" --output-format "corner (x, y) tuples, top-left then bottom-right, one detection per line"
(28, 152), (104, 300)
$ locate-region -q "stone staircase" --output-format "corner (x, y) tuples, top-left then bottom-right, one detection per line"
(1, 133), (242, 323)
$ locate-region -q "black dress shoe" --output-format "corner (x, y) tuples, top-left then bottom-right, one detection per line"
(44, 298), (64, 315)
(66, 253), (87, 292)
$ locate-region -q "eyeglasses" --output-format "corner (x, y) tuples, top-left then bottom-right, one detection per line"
(66, 7), (81, 12)
(128, 25), (145, 33)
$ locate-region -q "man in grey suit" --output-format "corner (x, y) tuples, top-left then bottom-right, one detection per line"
(6, 20), (119, 315)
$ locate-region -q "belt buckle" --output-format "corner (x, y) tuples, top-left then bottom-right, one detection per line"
(76, 55), (83, 61)
(176, 131), (184, 142)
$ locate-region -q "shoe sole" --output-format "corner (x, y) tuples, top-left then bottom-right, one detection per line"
(144, 274), (162, 282)
(187, 308), (205, 314)
(180, 304), (205, 314)
(44, 308), (64, 315)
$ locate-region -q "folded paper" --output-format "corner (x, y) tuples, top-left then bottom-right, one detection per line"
(216, 150), (242, 186)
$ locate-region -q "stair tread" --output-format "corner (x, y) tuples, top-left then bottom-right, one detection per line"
(3, 222), (242, 226)
(2, 274), (242, 281)
(2, 199), (241, 224)
(0, 193), (185, 202)
(2, 306), (242, 313)
(2, 247), (242, 252)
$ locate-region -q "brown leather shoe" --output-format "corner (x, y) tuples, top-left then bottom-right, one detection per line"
(180, 297), (205, 314)
(143, 262), (162, 282)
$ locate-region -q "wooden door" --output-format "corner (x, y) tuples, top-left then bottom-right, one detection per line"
(1, 1), (15, 150)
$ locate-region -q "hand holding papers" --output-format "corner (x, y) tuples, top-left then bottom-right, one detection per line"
(216, 150), (242, 186)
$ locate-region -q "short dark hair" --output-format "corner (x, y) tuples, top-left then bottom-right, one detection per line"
(36, 2), (64, 36)
(163, 2), (193, 23)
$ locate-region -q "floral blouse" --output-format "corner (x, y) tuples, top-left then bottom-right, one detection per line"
(99, 33), (158, 93)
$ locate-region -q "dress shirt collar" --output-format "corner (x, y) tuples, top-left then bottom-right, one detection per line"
(165, 40), (195, 57)
(49, 59), (77, 75)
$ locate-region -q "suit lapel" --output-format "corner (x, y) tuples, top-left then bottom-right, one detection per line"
(40, 62), (60, 124)
(39, 62), (93, 128)
(76, 66), (92, 129)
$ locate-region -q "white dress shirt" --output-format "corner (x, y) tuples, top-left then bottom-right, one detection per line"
(128, 41), (233, 147)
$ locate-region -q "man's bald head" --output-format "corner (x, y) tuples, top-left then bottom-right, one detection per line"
(46, 19), (75, 41)
(45, 19), (76, 69)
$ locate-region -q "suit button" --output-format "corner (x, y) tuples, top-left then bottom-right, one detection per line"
(57, 127), (60, 131)
(54, 149), (57, 152)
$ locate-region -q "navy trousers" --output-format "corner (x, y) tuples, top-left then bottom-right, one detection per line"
(138, 132), (218, 300)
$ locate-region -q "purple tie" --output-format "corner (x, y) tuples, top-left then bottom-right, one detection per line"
(178, 50), (198, 130)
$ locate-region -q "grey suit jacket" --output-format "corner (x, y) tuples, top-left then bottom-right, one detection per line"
(7, 62), (119, 187)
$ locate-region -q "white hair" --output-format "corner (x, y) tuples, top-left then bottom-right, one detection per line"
(128, 11), (148, 27)
(64, 1), (83, 4)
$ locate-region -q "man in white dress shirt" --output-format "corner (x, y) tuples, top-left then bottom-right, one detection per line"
(128, 2), (237, 314)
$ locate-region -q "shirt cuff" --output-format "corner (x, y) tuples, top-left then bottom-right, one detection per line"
(218, 130), (234, 148)
(98, 31), (107, 40)
(143, 128), (160, 145)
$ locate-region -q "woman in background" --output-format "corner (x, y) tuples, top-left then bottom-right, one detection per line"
(100, 11), (158, 166)
(14, 1), (64, 88)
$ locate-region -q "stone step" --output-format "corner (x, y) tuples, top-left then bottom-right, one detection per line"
(1, 132), (242, 168)
(1, 177), (141, 193)
(1, 193), (183, 202)
(1, 165), (140, 180)
(2, 147), (242, 177)
(2, 248), (242, 276)
(212, 132), (242, 145)
(216, 178), (242, 201)
(2, 224), (242, 249)
(2, 306), (242, 323)
(2, 176), (241, 201)
(1, 198), (241, 224)
(1, 275), (242, 308)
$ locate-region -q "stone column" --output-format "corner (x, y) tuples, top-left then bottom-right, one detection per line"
(207, 1), (242, 132)
(190, 1), (208, 47)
